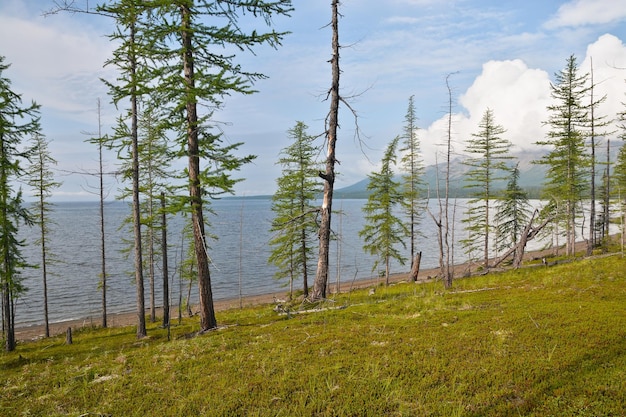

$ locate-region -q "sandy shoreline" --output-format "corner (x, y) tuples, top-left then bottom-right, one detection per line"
(15, 267), (439, 342)
(14, 240), (587, 342)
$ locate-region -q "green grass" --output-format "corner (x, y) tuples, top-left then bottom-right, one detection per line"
(2, 255), (626, 416)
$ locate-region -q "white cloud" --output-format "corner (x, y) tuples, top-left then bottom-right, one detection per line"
(580, 34), (626, 133)
(0, 13), (115, 120)
(545, 0), (626, 28)
(419, 60), (552, 165)
(419, 33), (626, 167)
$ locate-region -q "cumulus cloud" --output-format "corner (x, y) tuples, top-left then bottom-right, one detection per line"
(418, 34), (626, 166)
(419, 60), (552, 165)
(545, 0), (626, 28)
(580, 34), (626, 132)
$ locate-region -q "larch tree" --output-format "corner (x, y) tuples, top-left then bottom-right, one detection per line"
(26, 133), (61, 338)
(136, 105), (175, 326)
(461, 108), (512, 269)
(45, 0), (152, 339)
(359, 137), (408, 285)
(597, 152), (611, 251)
(45, 0), (162, 340)
(116, 101), (174, 324)
(399, 95), (425, 281)
(118, 96), (175, 323)
(311, 0), (341, 301)
(99, 0), (153, 338)
(535, 54), (590, 257)
(269, 122), (320, 299)
(494, 163), (532, 257)
(0, 56), (40, 351)
(147, 0), (292, 331)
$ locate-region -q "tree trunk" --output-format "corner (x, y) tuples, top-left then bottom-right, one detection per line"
(40, 202), (49, 338)
(603, 140), (610, 253)
(409, 251), (421, 282)
(186, 272), (193, 317)
(443, 74), (454, 288)
(181, 3), (217, 330)
(385, 256), (390, 286)
(97, 98), (107, 329)
(491, 210), (552, 268)
(300, 228), (309, 297)
(3, 282), (15, 352)
(149, 199), (156, 323)
(311, 0), (340, 301)
(588, 59), (597, 256)
(484, 195), (490, 269)
(130, 21), (146, 339)
(1, 145), (15, 352)
(161, 193), (170, 329)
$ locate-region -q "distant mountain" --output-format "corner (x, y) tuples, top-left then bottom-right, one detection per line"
(334, 150), (548, 199)
(333, 178), (371, 199)
(240, 146), (610, 200)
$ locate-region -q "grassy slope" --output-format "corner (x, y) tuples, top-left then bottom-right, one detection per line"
(2, 255), (626, 416)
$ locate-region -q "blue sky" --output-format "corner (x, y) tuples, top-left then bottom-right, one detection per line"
(1, 0), (626, 200)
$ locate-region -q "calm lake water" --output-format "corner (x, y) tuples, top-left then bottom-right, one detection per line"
(15, 198), (563, 328)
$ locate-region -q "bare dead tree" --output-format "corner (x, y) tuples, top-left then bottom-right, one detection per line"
(443, 74), (455, 288)
(310, 0), (341, 301)
(602, 140), (611, 252)
(96, 98), (108, 328)
(492, 209), (554, 269)
(427, 74), (457, 288)
(79, 99), (116, 329)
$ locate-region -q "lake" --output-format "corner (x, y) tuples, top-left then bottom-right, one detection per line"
(15, 198), (563, 328)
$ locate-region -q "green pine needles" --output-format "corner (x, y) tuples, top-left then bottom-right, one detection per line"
(269, 122), (320, 299)
(0, 56), (41, 351)
(461, 108), (513, 269)
(360, 137), (408, 284)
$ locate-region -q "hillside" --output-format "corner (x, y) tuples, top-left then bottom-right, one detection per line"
(335, 149), (548, 199)
(2, 254), (625, 416)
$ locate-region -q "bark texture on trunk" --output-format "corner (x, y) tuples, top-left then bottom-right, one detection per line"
(161, 193), (170, 329)
(181, 3), (217, 330)
(130, 21), (146, 339)
(311, 0), (340, 301)
(409, 251), (422, 282)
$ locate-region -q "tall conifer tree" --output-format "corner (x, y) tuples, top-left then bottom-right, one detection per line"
(360, 137), (408, 285)
(146, 0), (292, 330)
(99, 0), (152, 338)
(269, 122), (320, 299)
(461, 108), (512, 268)
(26, 133), (61, 338)
(494, 163), (532, 254)
(535, 55), (590, 256)
(0, 56), (39, 351)
(399, 95), (425, 280)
